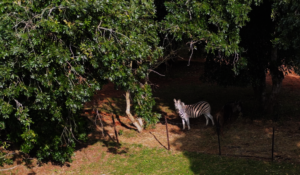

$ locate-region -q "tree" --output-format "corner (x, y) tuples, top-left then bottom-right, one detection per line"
(269, 0), (300, 112)
(0, 0), (161, 163)
(157, 0), (259, 102)
(160, 0), (259, 62)
(1, 0), (298, 164)
(210, 0), (300, 113)
(160, 0), (300, 114)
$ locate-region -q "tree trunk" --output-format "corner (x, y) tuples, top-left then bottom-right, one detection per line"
(252, 71), (267, 112)
(266, 47), (284, 114)
(125, 90), (143, 132)
(137, 118), (144, 128)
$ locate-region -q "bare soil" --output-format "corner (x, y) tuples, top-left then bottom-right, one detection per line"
(2, 61), (300, 174)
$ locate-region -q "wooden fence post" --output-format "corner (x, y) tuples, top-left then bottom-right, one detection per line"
(165, 115), (170, 150)
(216, 118), (221, 155)
(272, 126), (275, 161)
(112, 115), (120, 145)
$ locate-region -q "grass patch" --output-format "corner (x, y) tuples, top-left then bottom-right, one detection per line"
(70, 142), (300, 175)
(121, 130), (138, 138)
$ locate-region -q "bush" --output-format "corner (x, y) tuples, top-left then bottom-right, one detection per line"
(0, 0), (161, 163)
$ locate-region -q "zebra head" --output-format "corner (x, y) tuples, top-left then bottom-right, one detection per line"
(174, 99), (190, 130)
(174, 99), (180, 112)
(174, 99), (186, 116)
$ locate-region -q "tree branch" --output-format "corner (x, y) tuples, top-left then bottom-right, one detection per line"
(186, 40), (198, 66)
(0, 165), (19, 172)
(97, 27), (132, 41)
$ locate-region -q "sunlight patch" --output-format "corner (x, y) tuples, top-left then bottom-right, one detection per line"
(297, 141), (300, 148)
(264, 127), (273, 138)
(234, 135), (240, 139)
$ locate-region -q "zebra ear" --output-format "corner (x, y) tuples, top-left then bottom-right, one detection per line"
(174, 99), (177, 103)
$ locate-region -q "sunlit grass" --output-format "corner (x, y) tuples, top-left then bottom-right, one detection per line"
(121, 130), (138, 138)
(65, 141), (300, 175)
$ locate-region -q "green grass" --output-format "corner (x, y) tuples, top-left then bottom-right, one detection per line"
(121, 130), (138, 138)
(73, 141), (300, 175)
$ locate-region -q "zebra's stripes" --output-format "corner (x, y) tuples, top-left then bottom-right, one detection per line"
(174, 99), (215, 130)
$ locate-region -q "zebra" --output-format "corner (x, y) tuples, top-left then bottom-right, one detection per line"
(174, 99), (215, 130)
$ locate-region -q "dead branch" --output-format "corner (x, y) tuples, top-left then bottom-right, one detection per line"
(68, 127), (82, 144)
(95, 108), (105, 137)
(0, 152), (16, 159)
(97, 27), (132, 42)
(0, 165), (19, 172)
(186, 40), (198, 66)
(14, 99), (23, 112)
(60, 127), (68, 145)
(69, 44), (75, 58)
(188, 10), (192, 20)
(233, 52), (240, 64)
(148, 69), (165, 77)
(125, 91), (143, 132)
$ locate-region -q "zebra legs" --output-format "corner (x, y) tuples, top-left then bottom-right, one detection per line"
(181, 118), (191, 130)
(205, 113), (215, 125)
(204, 115), (209, 125)
(186, 118), (190, 130)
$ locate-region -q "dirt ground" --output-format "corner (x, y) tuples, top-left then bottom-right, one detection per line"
(85, 61), (300, 163)
(2, 61), (300, 174)
(93, 64), (300, 160)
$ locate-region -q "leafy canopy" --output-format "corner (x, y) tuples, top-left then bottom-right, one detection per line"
(1, 0), (299, 164)
(0, 0), (161, 163)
